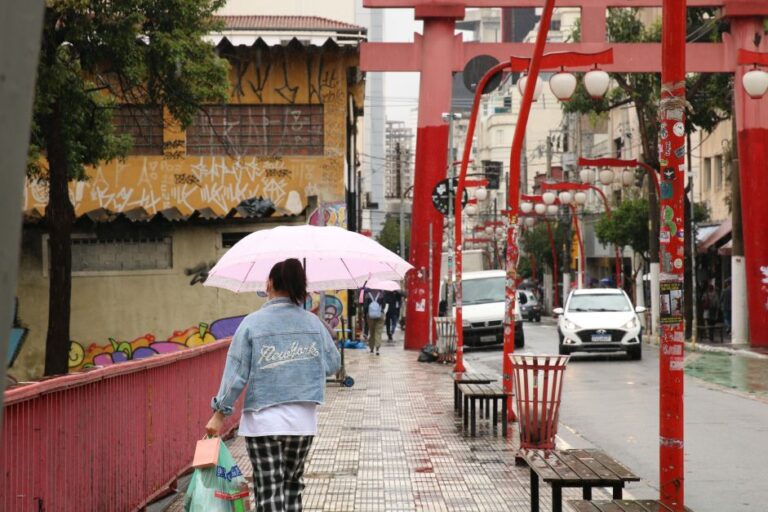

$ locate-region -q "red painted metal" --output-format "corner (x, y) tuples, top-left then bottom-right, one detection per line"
(729, 19), (768, 348)
(0, 341), (243, 511)
(509, 49), (614, 72)
(454, 61), (509, 374)
(578, 157), (661, 197)
(502, 0), (557, 423)
(541, 181), (622, 287)
(659, 0), (686, 508)
(510, 354), (569, 450)
(545, 221), (560, 308)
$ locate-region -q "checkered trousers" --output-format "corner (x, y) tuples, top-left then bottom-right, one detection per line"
(245, 436), (314, 512)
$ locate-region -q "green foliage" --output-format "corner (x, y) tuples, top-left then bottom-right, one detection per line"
(519, 221), (570, 271)
(595, 198), (650, 257)
(377, 216), (410, 258)
(693, 201), (710, 223)
(30, 0), (230, 180)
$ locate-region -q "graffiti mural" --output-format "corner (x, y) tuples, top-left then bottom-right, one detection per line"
(68, 322), (218, 371)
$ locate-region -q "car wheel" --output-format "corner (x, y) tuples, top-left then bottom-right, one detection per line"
(629, 344), (642, 360)
(535, 314), (541, 323)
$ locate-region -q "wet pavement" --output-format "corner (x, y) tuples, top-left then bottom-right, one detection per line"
(162, 335), (620, 512)
(685, 346), (768, 399)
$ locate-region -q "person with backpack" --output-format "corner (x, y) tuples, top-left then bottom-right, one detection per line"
(365, 289), (386, 355)
(383, 290), (402, 342)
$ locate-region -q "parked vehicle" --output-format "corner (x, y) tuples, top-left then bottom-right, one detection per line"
(440, 270), (525, 348)
(554, 288), (645, 360)
(519, 290), (542, 322)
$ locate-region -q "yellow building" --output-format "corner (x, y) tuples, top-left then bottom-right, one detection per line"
(13, 16), (366, 380)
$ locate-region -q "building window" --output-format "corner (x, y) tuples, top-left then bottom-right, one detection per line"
(713, 155), (723, 191)
(112, 105), (164, 155)
(66, 237), (173, 272)
(186, 104), (324, 156)
(703, 157), (711, 192)
(222, 232), (251, 249)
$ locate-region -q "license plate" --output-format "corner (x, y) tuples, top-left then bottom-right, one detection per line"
(480, 335), (497, 342)
(591, 334), (612, 342)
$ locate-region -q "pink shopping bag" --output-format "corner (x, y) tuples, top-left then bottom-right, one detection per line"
(192, 436), (221, 468)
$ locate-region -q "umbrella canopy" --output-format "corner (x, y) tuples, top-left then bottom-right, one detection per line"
(204, 225), (413, 293)
(363, 279), (401, 291)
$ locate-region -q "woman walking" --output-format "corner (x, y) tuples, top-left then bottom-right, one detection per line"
(205, 258), (341, 512)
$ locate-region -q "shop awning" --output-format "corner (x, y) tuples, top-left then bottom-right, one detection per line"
(718, 239), (732, 256)
(697, 218), (732, 254)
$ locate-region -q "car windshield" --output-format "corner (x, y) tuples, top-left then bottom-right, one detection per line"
(567, 293), (631, 312)
(463, 277), (505, 305)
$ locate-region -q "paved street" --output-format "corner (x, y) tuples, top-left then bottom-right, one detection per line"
(465, 318), (768, 512)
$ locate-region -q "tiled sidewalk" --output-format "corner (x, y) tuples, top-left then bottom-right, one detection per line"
(167, 340), (610, 511)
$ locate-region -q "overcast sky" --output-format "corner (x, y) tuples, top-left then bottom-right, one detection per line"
(381, 9), (421, 126)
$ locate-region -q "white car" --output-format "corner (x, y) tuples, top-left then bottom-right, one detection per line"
(554, 288), (645, 360)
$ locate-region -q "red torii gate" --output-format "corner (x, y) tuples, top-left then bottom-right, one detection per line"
(361, 0), (768, 350)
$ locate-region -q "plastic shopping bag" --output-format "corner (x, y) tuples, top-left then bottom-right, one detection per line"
(184, 440), (250, 512)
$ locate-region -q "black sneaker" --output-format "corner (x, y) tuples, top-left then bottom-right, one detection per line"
(376, 350), (380, 355)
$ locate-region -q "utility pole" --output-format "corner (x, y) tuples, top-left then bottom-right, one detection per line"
(546, 133), (553, 179)
(730, 104), (747, 344)
(659, 0), (686, 507)
(396, 142), (405, 257)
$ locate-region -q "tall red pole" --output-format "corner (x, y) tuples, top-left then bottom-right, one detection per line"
(545, 220), (559, 308)
(659, 0), (686, 508)
(454, 62), (509, 374)
(503, 0), (557, 421)
(403, 17), (455, 350)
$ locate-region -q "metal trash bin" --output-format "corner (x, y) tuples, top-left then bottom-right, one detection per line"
(433, 317), (457, 363)
(510, 354), (569, 449)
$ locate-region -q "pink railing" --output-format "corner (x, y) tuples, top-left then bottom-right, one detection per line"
(1, 339), (242, 511)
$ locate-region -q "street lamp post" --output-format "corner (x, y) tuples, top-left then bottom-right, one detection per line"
(540, 181), (622, 289)
(453, 38), (614, 412)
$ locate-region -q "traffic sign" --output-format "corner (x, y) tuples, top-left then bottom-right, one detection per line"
(431, 178), (468, 215)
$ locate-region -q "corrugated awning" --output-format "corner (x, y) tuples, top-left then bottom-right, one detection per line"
(205, 15), (366, 47)
(718, 239), (732, 256)
(697, 218), (732, 254)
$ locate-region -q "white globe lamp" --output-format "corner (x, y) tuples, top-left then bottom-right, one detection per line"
(474, 186), (488, 201)
(743, 68), (768, 99)
(574, 191), (588, 205)
(495, 226), (504, 235)
(598, 168), (615, 186)
(542, 191), (557, 205)
(584, 69), (611, 98)
(546, 204), (559, 215)
(465, 203), (477, 215)
(524, 217), (536, 227)
(621, 168), (634, 187)
(534, 203), (547, 215)
(579, 168), (594, 184)
(518, 74), (544, 101)
(558, 191), (573, 204)
(485, 225), (493, 235)
(549, 71), (578, 101)
(520, 201), (534, 214)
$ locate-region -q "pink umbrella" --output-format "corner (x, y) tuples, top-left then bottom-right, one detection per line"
(204, 225), (412, 292)
(363, 278), (401, 291)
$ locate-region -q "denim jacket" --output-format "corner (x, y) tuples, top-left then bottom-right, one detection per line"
(211, 297), (341, 415)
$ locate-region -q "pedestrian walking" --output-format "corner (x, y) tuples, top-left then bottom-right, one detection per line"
(384, 289), (402, 342)
(720, 278), (732, 334)
(205, 258), (341, 512)
(702, 283), (720, 340)
(365, 289), (386, 355)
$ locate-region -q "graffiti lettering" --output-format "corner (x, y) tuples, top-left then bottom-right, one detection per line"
(185, 261), (216, 286)
(174, 174), (201, 186)
(265, 168), (291, 178)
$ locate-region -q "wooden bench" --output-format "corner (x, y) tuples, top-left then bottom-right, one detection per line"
(520, 448), (640, 512)
(453, 372), (496, 414)
(457, 383), (510, 437)
(570, 499), (694, 511)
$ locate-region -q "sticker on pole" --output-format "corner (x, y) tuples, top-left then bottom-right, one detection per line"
(659, 281), (683, 324)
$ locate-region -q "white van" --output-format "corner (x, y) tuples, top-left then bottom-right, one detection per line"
(440, 270), (525, 348)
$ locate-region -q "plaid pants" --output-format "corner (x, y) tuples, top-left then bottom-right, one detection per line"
(245, 436), (314, 512)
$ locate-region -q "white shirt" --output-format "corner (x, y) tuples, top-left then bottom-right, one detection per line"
(238, 402), (318, 437)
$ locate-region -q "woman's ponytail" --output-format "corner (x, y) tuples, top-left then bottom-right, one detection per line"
(268, 258), (307, 306)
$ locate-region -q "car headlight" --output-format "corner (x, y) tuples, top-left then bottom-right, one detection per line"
(563, 319), (579, 331)
(462, 320), (471, 328)
(622, 317), (639, 330)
